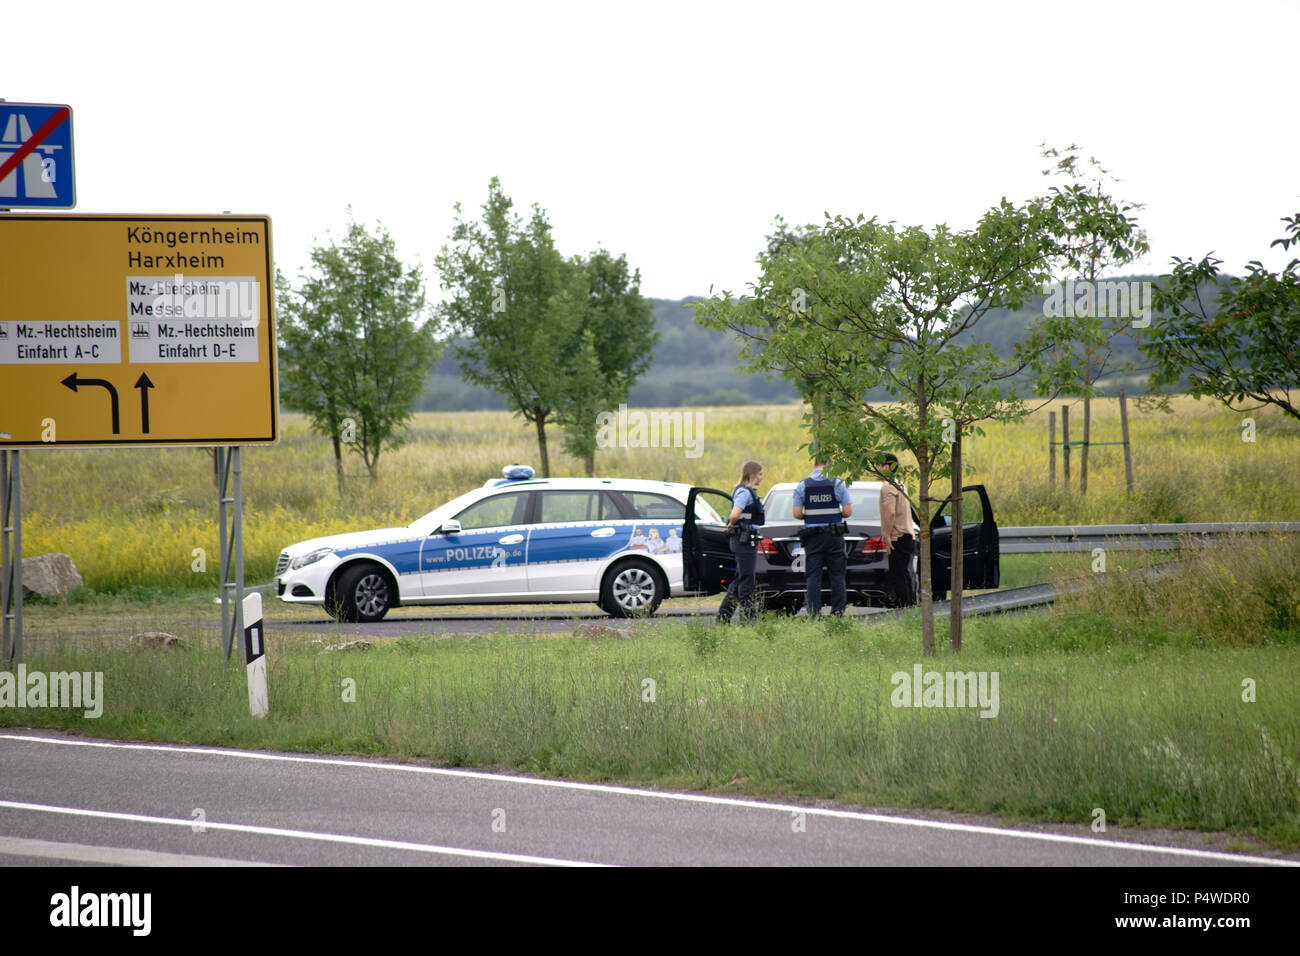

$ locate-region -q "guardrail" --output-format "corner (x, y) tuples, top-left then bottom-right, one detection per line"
(997, 522), (1300, 553)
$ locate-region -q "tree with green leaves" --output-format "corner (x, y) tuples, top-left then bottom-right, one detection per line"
(436, 179), (654, 476)
(436, 178), (584, 476)
(558, 249), (657, 475)
(1145, 212), (1300, 423)
(1040, 143), (1150, 494)
(696, 191), (1144, 654)
(277, 215), (440, 490)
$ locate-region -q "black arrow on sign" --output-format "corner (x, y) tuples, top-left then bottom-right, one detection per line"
(134, 373), (155, 434)
(61, 372), (120, 435)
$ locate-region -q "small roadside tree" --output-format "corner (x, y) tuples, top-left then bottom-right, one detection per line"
(1145, 212), (1300, 423)
(557, 249), (657, 475)
(277, 215), (439, 490)
(436, 180), (655, 476)
(696, 192), (1144, 654)
(1040, 143), (1150, 494)
(436, 178), (586, 476)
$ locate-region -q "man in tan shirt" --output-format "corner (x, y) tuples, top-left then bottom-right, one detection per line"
(879, 453), (917, 607)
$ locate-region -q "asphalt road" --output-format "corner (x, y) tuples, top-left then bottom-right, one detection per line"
(1, 732), (1292, 868)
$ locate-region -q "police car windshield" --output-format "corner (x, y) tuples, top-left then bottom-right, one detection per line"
(762, 487), (882, 523)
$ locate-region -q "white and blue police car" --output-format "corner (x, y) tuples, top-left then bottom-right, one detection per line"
(275, 466), (738, 621)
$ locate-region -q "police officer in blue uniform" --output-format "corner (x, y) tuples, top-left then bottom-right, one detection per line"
(716, 460), (765, 624)
(793, 452), (853, 617)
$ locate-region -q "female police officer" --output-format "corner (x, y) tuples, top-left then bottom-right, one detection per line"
(716, 460), (765, 623)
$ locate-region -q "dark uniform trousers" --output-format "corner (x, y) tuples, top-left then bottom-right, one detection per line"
(716, 534), (758, 622)
(888, 533), (918, 607)
(805, 527), (847, 616)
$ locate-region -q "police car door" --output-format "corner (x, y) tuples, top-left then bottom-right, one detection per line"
(929, 484), (1000, 590)
(419, 490), (533, 598)
(682, 487), (735, 594)
(525, 489), (629, 596)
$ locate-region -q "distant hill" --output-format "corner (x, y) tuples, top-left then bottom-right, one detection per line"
(416, 276), (1183, 411)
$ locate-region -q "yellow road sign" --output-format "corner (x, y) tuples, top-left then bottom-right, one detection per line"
(0, 214), (278, 446)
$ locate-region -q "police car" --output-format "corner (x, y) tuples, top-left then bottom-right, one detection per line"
(275, 466), (737, 622)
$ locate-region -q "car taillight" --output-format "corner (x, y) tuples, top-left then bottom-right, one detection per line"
(862, 536), (887, 553)
(757, 538), (779, 554)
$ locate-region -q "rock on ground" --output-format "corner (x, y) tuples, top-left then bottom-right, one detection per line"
(22, 553), (84, 599)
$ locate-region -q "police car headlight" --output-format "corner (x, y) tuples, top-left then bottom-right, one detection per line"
(290, 548), (334, 570)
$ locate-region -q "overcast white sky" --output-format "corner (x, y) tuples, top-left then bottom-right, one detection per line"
(6, 0), (1298, 301)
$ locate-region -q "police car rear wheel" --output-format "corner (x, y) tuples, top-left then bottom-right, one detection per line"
(601, 559), (664, 618)
(333, 563), (393, 623)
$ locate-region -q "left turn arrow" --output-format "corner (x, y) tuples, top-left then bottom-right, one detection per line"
(61, 372), (120, 434)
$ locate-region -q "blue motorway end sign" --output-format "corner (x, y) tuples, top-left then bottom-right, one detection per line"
(0, 103), (75, 208)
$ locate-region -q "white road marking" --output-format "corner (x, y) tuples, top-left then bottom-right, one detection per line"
(0, 835), (283, 867)
(0, 798), (606, 867)
(3, 732), (1295, 866)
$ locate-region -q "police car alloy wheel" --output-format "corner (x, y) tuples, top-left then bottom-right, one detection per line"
(602, 560), (664, 618)
(334, 563), (393, 623)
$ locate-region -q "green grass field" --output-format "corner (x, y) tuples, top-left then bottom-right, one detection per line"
(16, 395), (1300, 595)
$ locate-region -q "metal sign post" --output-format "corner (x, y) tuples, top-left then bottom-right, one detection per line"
(1, 450), (21, 664)
(218, 447), (245, 661)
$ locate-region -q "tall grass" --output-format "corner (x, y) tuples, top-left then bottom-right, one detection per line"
(1053, 533), (1300, 646)
(18, 395), (1300, 593)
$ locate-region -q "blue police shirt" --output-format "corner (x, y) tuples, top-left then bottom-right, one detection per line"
(793, 468), (851, 524)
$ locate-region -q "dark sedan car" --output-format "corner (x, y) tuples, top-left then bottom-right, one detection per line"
(683, 482), (1000, 614)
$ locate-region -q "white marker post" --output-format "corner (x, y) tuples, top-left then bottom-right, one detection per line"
(242, 591), (268, 718)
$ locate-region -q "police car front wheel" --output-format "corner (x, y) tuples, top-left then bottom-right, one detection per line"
(332, 563), (394, 623)
(601, 559), (665, 618)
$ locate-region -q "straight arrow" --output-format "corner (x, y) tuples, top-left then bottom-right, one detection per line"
(134, 373), (155, 434)
(61, 372), (119, 435)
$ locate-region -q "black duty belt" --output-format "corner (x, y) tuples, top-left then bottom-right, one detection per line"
(799, 522), (847, 541)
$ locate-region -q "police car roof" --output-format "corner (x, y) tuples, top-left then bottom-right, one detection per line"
(480, 476), (694, 494)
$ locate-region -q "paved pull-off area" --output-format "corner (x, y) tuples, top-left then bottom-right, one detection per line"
(1, 732), (1293, 867)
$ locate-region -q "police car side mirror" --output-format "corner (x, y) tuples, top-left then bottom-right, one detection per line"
(438, 520), (462, 536)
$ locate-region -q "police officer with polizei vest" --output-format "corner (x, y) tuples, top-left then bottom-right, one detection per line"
(793, 453), (853, 617)
(716, 460), (765, 624)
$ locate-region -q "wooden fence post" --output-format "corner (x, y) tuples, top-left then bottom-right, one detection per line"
(1049, 411), (1056, 489)
(1062, 404), (1071, 487)
(1120, 389), (1134, 494)
(1081, 396), (1091, 497)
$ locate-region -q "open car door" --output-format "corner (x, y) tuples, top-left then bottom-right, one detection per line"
(929, 484), (1000, 592)
(683, 487), (735, 595)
